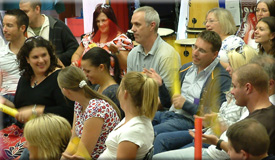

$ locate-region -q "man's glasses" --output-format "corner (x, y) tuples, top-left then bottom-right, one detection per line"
(192, 45), (207, 54)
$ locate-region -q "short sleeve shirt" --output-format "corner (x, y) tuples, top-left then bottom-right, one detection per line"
(74, 99), (120, 159)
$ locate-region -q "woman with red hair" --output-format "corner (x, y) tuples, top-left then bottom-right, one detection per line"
(71, 4), (133, 75)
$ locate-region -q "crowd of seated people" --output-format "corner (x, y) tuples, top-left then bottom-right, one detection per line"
(0, 1), (275, 159)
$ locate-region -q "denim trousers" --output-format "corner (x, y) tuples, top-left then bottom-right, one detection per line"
(1, 94), (16, 129)
(152, 111), (194, 136)
(153, 130), (210, 155)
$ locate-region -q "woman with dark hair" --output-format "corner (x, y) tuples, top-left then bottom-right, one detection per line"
(71, 4), (133, 74)
(255, 16), (275, 57)
(13, 36), (74, 125)
(0, 36), (74, 160)
(246, 0), (275, 49)
(81, 47), (124, 118)
(256, 0), (275, 21)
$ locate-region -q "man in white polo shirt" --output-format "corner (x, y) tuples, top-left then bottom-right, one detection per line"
(1, 9), (28, 127)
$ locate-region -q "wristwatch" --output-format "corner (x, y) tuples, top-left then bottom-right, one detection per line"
(216, 139), (224, 150)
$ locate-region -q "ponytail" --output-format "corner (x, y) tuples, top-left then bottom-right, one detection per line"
(121, 72), (158, 119)
(58, 66), (121, 119)
(141, 77), (159, 119)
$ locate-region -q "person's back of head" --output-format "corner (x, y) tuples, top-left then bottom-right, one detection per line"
(24, 113), (71, 159)
(250, 54), (275, 97)
(234, 63), (269, 94)
(206, 8), (236, 35)
(197, 30), (222, 53)
(20, 0), (42, 12)
(134, 6), (160, 33)
(227, 45), (258, 70)
(226, 118), (269, 159)
(120, 71), (158, 119)
(5, 9), (29, 34)
(57, 66), (121, 118)
(250, 54), (275, 82)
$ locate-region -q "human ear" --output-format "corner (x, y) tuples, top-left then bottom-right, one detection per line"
(240, 150), (249, 160)
(99, 64), (105, 71)
(150, 21), (156, 32)
(245, 83), (252, 94)
(20, 25), (26, 33)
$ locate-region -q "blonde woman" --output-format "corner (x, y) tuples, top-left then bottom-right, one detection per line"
(204, 8), (245, 66)
(98, 72), (159, 160)
(24, 114), (71, 160)
(57, 66), (120, 160)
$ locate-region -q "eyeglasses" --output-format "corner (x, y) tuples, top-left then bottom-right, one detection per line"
(192, 45), (207, 54)
(25, 36), (43, 43)
(203, 20), (219, 25)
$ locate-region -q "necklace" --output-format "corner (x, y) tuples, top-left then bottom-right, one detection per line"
(31, 80), (38, 88)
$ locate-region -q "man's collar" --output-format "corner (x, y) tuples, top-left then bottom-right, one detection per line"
(137, 35), (162, 55)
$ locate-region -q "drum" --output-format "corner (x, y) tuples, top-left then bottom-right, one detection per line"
(188, 0), (219, 29)
(158, 28), (176, 46)
(174, 38), (196, 65)
(187, 29), (205, 38)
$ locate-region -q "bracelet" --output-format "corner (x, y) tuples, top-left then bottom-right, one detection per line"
(32, 104), (37, 116)
(216, 139), (224, 150)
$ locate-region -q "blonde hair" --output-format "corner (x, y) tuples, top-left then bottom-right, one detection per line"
(120, 72), (158, 119)
(24, 114), (71, 160)
(228, 45), (258, 71)
(57, 66), (121, 119)
(206, 8), (237, 35)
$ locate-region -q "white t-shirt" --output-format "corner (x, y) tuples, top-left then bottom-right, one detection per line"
(0, 42), (20, 96)
(0, 36), (5, 48)
(98, 116), (154, 160)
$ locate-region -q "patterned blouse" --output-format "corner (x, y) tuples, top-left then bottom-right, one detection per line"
(74, 99), (120, 159)
(81, 33), (133, 75)
(81, 33), (133, 54)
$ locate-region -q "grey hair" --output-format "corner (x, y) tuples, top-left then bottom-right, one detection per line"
(134, 6), (160, 32)
(250, 54), (275, 80)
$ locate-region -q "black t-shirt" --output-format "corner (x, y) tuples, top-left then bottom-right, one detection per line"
(14, 70), (74, 125)
(247, 105), (275, 155)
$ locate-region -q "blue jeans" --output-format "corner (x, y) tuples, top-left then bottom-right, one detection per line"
(152, 111), (194, 136)
(1, 94), (16, 129)
(153, 147), (213, 160)
(154, 130), (193, 154)
(153, 130), (210, 155)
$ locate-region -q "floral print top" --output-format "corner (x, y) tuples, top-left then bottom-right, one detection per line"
(74, 99), (120, 159)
